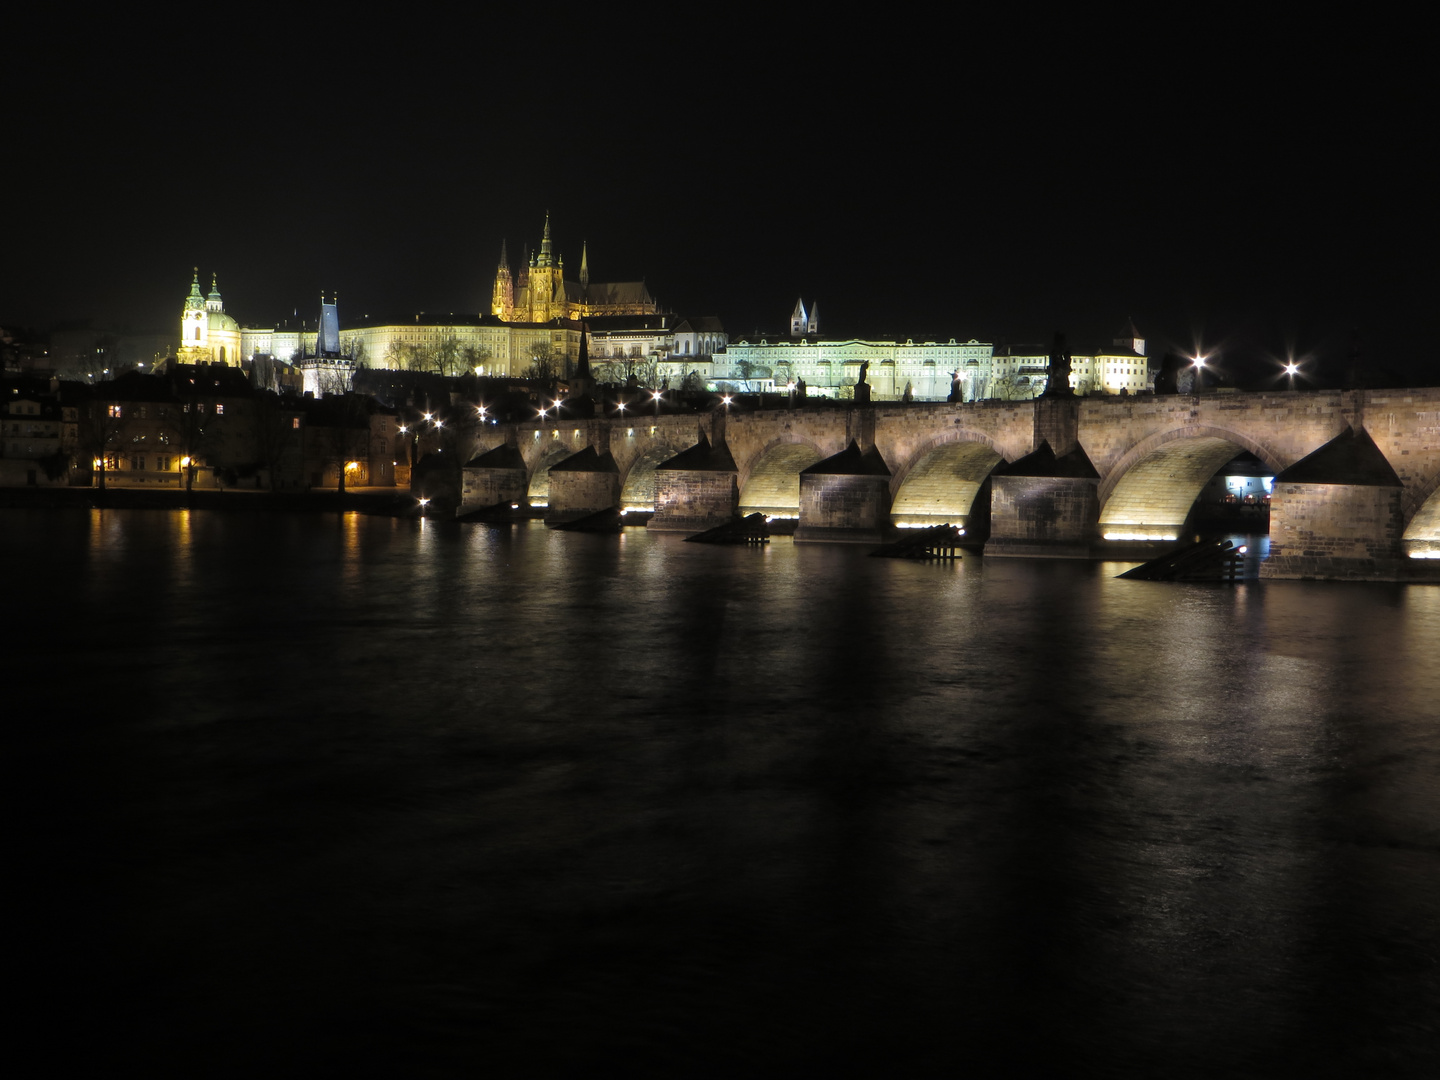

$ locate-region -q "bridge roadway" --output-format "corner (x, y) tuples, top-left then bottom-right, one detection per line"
(465, 388), (1440, 576)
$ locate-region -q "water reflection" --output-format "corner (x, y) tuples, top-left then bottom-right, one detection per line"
(6, 510), (1438, 1077)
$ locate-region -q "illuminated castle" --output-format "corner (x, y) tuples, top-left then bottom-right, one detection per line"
(491, 214), (657, 323)
(178, 269), (241, 366)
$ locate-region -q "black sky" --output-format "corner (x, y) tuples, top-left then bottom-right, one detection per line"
(5, 15), (1434, 385)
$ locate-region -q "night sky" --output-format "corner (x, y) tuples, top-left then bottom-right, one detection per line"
(6, 17), (1433, 386)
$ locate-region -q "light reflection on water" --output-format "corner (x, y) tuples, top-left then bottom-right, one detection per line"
(9, 510), (1439, 1077)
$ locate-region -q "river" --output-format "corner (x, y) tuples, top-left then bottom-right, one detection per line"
(10, 509), (1438, 1076)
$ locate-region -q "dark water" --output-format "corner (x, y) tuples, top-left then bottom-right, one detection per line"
(10, 510), (1439, 1077)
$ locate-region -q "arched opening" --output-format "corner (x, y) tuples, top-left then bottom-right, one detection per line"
(526, 446), (578, 508)
(1402, 481), (1440, 559)
(1101, 437), (1270, 541)
(739, 442), (824, 518)
(620, 445), (683, 512)
(890, 442), (1003, 529)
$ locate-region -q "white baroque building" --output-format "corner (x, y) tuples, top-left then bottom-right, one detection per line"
(704, 315), (1153, 402)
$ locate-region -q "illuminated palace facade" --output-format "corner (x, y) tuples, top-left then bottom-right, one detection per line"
(704, 308), (1153, 402)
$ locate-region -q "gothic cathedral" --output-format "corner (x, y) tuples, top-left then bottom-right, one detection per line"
(491, 215), (658, 323)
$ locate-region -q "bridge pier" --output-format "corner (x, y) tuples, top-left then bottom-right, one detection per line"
(649, 434), (740, 532)
(545, 446), (620, 526)
(1261, 428), (1408, 580)
(984, 442), (1101, 558)
(795, 439), (893, 544)
(459, 442), (529, 515)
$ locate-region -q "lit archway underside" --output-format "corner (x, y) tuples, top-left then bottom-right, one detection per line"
(891, 443), (1002, 527)
(740, 444), (824, 516)
(1402, 487), (1440, 558)
(1099, 436), (1242, 540)
(526, 447), (578, 507)
(620, 446), (682, 512)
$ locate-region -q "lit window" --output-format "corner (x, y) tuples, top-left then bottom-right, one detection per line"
(216, 403), (224, 415)
(292, 417), (300, 429)
(108, 405), (122, 418)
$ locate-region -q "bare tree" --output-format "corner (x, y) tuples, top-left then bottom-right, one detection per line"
(460, 343), (492, 376)
(76, 395), (127, 491)
(385, 339), (426, 372)
(526, 343), (557, 383)
(254, 392), (299, 491)
(736, 359), (755, 392)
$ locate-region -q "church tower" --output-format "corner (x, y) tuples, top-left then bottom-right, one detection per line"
(181, 268), (208, 353)
(791, 298), (809, 337)
(528, 213), (564, 322)
(1114, 317), (1145, 356)
(491, 240), (514, 319)
(178, 269), (240, 365)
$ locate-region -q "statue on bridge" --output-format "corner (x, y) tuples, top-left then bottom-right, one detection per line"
(1043, 332), (1075, 397)
(855, 360), (872, 405)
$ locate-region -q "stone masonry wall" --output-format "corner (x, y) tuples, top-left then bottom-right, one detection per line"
(650, 472), (739, 532)
(1262, 482), (1406, 579)
(546, 470), (620, 524)
(460, 467), (528, 513)
(987, 476), (1100, 557)
(795, 474), (892, 543)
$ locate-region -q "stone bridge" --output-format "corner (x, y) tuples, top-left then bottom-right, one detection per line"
(464, 388), (1440, 579)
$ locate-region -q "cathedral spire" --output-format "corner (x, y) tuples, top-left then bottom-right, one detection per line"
(580, 241), (589, 291)
(537, 212), (554, 267)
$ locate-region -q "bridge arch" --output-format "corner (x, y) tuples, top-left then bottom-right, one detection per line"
(1402, 469), (1440, 558)
(889, 433), (1006, 528)
(619, 444), (684, 512)
(738, 438), (826, 517)
(526, 445), (579, 507)
(1097, 426), (1291, 541)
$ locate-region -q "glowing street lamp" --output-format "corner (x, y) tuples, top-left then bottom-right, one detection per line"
(1191, 355), (1207, 394)
(1284, 360), (1300, 390)
(652, 390), (663, 418)
(721, 394), (733, 409)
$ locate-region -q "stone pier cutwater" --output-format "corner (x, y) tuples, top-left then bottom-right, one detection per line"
(456, 389), (1440, 580)
(985, 441), (1100, 559)
(794, 440), (892, 544)
(544, 446), (620, 527)
(649, 433), (740, 533)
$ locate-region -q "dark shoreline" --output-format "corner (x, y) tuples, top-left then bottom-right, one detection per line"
(0, 485), (426, 516)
